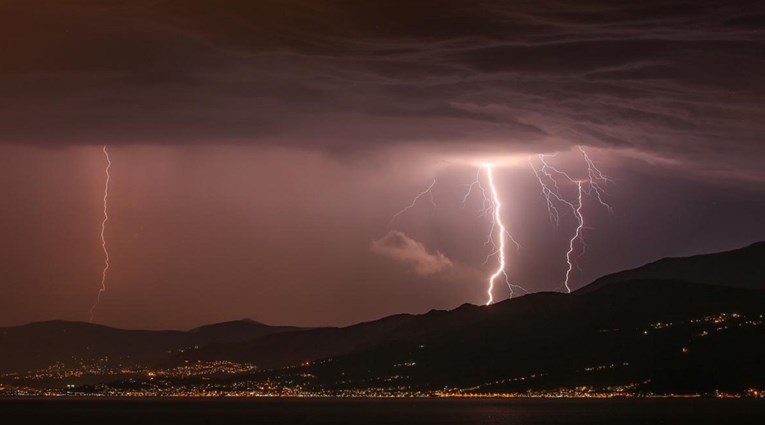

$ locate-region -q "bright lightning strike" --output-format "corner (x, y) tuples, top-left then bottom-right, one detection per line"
(390, 148), (612, 303)
(478, 163), (526, 305)
(393, 165), (525, 305)
(462, 168), (519, 262)
(89, 146), (111, 323)
(389, 178), (437, 226)
(484, 164), (506, 305)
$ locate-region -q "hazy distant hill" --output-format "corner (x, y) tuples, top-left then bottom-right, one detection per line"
(174, 312), (442, 369)
(188, 319), (302, 345)
(0, 319), (301, 373)
(580, 241), (765, 293)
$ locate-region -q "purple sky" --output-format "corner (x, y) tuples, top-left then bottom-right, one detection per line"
(1, 1), (764, 329)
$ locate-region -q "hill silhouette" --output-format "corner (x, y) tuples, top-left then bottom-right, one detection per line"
(168, 280), (763, 394)
(2, 241), (765, 394)
(580, 241), (765, 293)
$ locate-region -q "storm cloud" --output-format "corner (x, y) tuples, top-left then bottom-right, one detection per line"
(1, 0), (764, 176)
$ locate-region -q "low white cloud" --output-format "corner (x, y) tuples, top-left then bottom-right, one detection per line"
(370, 231), (453, 276)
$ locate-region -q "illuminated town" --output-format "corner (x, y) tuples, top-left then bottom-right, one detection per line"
(2, 312), (762, 399)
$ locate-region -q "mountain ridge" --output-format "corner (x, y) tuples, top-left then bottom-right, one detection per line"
(579, 241), (765, 293)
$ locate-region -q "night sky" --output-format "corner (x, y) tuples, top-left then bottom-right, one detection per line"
(1, 0), (764, 329)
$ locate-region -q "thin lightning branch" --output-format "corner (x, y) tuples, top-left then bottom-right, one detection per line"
(528, 147), (614, 293)
(563, 181), (584, 293)
(566, 148), (613, 287)
(529, 157), (560, 225)
(579, 146), (614, 215)
(539, 154), (577, 184)
(528, 156), (577, 226)
(389, 178), (437, 226)
(89, 146), (111, 323)
(460, 168), (490, 213)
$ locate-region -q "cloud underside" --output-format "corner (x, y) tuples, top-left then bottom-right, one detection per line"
(0, 0), (763, 170)
(371, 231), (453, 276)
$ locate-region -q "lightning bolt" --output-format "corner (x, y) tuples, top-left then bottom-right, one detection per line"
(472, 163), (528, 305)
(484, 164), (506, 305)
(394, 165), (525, 305)
(529, 147), (613, 293)
(563, 181), (584, 293)
(389, 178), (437, 226)
(390, 148), (611, 303)
(89, 146), (111, 323)
(461, 167), (519, 262)
(568, 147), (614, 288)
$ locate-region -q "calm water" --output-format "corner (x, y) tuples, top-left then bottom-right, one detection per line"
(1, 398), (765, 424)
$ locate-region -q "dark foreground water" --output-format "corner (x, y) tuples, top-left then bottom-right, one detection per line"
(1, 398), (765, 425)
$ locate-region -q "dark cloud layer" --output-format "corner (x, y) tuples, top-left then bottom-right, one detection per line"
(1, 0), (763, 171)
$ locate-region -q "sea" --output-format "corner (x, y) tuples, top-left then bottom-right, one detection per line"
(1, 398), (764, 424)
